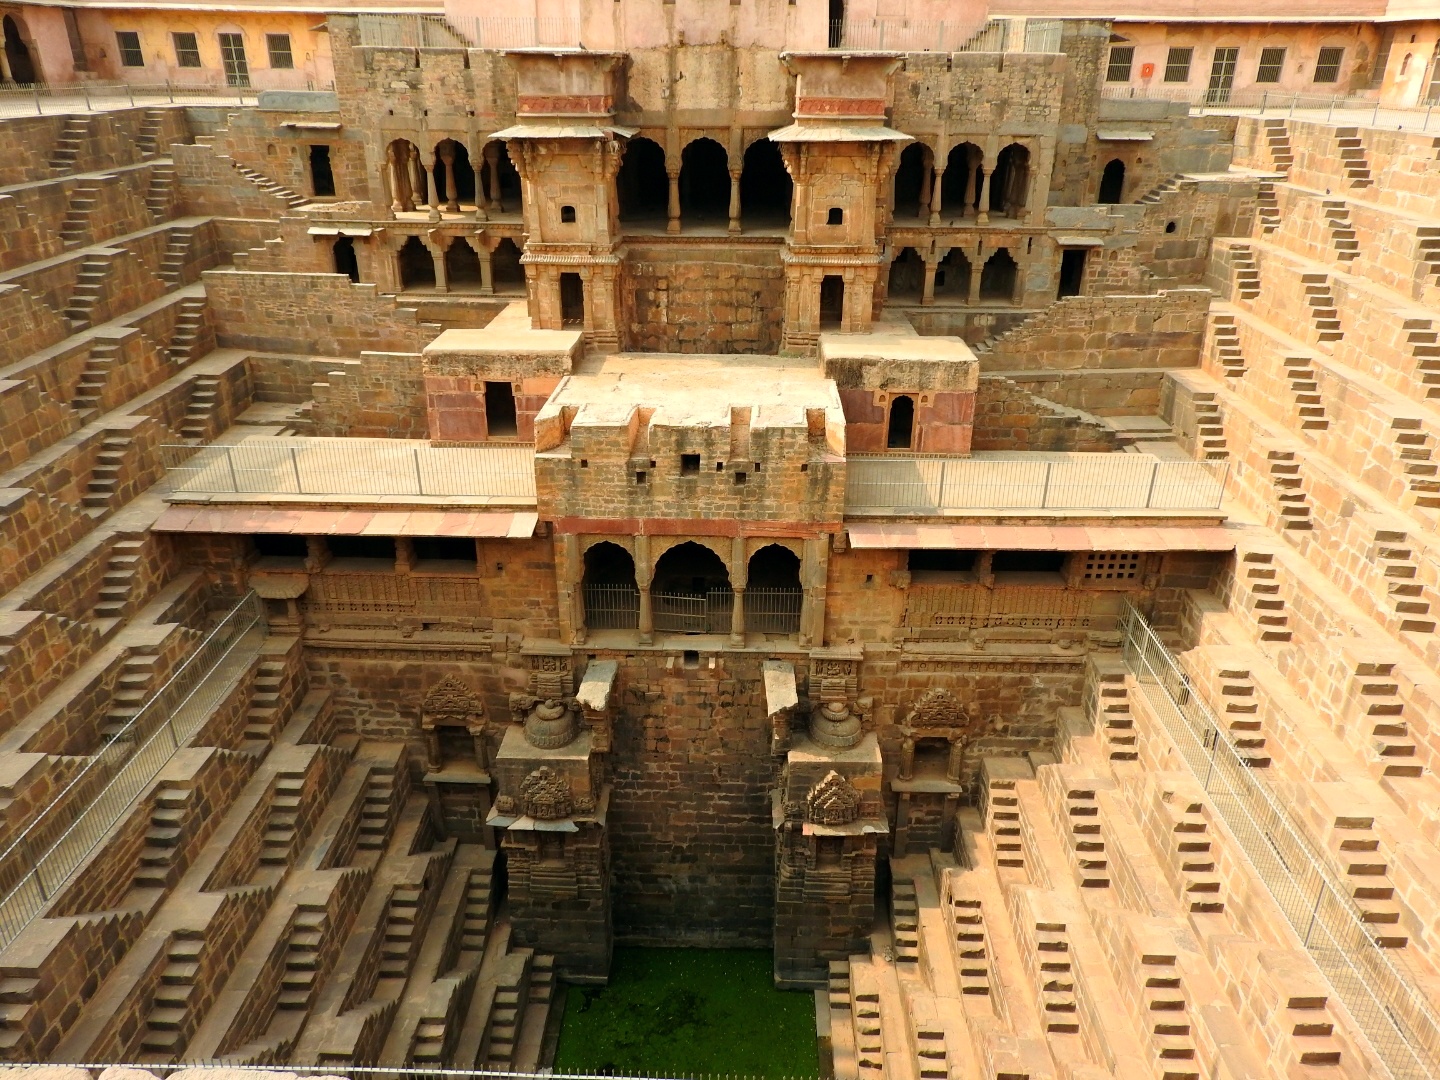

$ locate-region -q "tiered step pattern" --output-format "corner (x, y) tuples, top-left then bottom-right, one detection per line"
(1354, 665), (1424, 777)
(1327, 815), (1408, 946)
(168, 299), (210, 367)
(62, 252), (113, 331)
(1282, 356), (1328, 430)
(1263, 119), (1293, 172)
(1320, 199), (1360, 262)
(135, 788), (191, 890)
(71, 340), (120, 416)
(1210, 313), (1246, 377)
(1240, 550), (1293, 641)
(890, 878), (919, 965)
(1231, 243), (1260, 299)
(232, 162), (309, 209)
(93, 537), (143, 621)
(1034, 922), (1078, 1034)
(1267, 451), (1313, 531)
(1374, 533), (1436, 635)
(59, 184), (100, 249)
(1302, 273), (1343, 342)
(82, 434), (131, 513)
(261, 773), (306, 866)
(1217, 668), (1270, 768)
(277, 906), (327, 1011)
(48, 117), (90, 173)
(1333, 127), (1372, 187)
(141, 934), (204, 1055)
(179, 376), (220, 441)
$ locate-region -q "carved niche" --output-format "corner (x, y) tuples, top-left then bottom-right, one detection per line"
(519, 766), (574, 820)
(421, 675), (488, 772)
(806, 770), (862, 827)
(897, 687), (989, 783)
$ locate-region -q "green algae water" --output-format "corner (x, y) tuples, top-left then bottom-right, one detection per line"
(552, 948), (819, 1078)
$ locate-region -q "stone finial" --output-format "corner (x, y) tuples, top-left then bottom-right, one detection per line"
(806, 770), (861, 826)
(809, 698), (863, 749)
(519, 766), (573, 820)
(523, 697), (580, 750)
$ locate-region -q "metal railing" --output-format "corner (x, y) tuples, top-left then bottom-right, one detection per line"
(653, 589), (733, 635)
(583, 583), (639, 631)
(0, 80), (262, 117)
(828, 17), (1062, 54)
(1100, 84), (1440, 134)
(844, 454), (1228, 516)
(582, 586), (800, 635)
(356, 14), (581, 49)
(1120, 602), (1440, 1080)
(0, 593), (265, 949)
(19, 1066), (777, 1080)
(162, 440), (537, 501)
(744, 587), (802, 635)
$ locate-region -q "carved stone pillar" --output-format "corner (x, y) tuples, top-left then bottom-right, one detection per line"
(430, 242), (448, 292)
(727, 168), (742, 235)
(799, 536), (828, 648)
(439, 142), (459, 212)
(967, 248), (982, 306)
(484, 143), (504, 212)
(395, 536), (415, 573)
(976, 156), (995, 225)
(388, 144), (411, 213)
(928, 167), (945, 227)
(478, 243), (494, 295)
(666, 169), (681, 234)
(635, 534), (653, 643)
(921, 258), (938, 306)
(963, 155), (978, 218)
(730, 536), (747, 647)
(408, 145), (425, 212)
(917, 147), (933, 219)
(559, 533), (584, 645)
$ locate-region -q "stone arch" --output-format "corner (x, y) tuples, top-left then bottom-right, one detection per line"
(445, 236), (482, 286)
(941, 141), (981, 216)
(3, 14), (39, 84)
(397, 235), (435, 289)
(582, 540), (639, 630)
(740, 138), (791, 227)
(385, 138), (422, 211)
(332, 236), (359, 283)
(617, 135), (667, 221)
(887, 394), (915, 449)
(747, 543), (801, 589)
(479, 140), (522, 211)
(892, 141), (932, 218)
(935, 247), (971, 300)
(887, 246), (924, 301)
(491, 236), (524, 292)
(1098, 158), (1125, 204)
(433, 138), (476, 209)
(990, 142), (1029, 217)
(679, 137), (729, 225)
(979, 247), (1018, 303)
(652, 539), (733, 592)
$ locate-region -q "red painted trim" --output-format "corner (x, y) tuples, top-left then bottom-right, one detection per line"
(551, 517), (837, 538)
(517, 94), (613, 115)
(796, 96), (886, 117)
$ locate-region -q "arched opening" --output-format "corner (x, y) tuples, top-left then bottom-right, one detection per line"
(653, 541), (732, 634)
(3, 15), (38, 84)
(979, 248), (1018, 303)
(309, 145), (335, 197)
(679, 137), (729, 227)
(990, 143), (1029, 217)
(492, 237), (524, 293)
(1057, 248), (1087, 298)
(1098, 159), (1125, 204)
(332, 236), (359, 283)
(397, 236), (435, 290)
(934, 248), (971, 301)
(582, 542), (639, 630)
(560, 272), (585, 326)
(740, 139), (792, 228)
(820, 275), (845, 330)
(434, 139), (476, 208)
(892, 143), (929, 219)
(386, 139), (421, 211)
(887, 247), (924, 302)
(445, 237), (482, 287)
(479, 141), (522, 211)
(941, 142), (981, 217)
(616, 136), (668, 222)
(887, 395), (915, 449)
(745, 544), (802, 635)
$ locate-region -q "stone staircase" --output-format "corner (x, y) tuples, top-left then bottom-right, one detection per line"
(1389, 419), (1440, 511)
(379, 886), (422, 979)
(1092, 668), (1138, 761)
(1256, 180), (1281, 233)
(135, 787), (191, 889)
(242, 658), (287, 744)
(1231, 243), (1260, 300)
(947, 895), (991, 996)
(135, 109), (166, 159)
(277, 905), (328, 1011)
(261, 772), (306, 866)
(48, 117), (90, 174)
(1419, 227), (1440, 287)
(1267, 450), (1313, 531)
(1326, 815), (1408, 945)
(158, 225), (195, 287)
(81, 433), (131, 513)
(1353, 665), (1424, 777)
(141, 933), (204, 1055)
(1192, 392), (1229, 460)
(71, 339), (120, 416)
(94, 537), (143, 621)
(1137, 954), (1199, 1079)
(459, 861), (495, 954)
(1373, 532), (1436, 635)
(1405, 318), (1440, 399)
(1321, 199), (1360, 262)
(145, 164), (178, 223)
(1216, 668), (1270, 768)
(168, 297), (210, 366)
(232, 162), (309, 209)
(1263, 118), (1293, 172)
(1301, 273), (1343, 342)
(1240, 550), (1293, 641)
(1160, 797), (1225, 913)
(1139, 174), (1182, 204)
(1060, 785), (1109, 888)
(1333, 127), (1373, 187)
(985, 775), (1024, 870)
(59, 184), (100, 249)
(1034, 921), (1079, 1033)
(890, 877), (919, 965)
(1282, 356), (1329, 430)
(62, 252), (113, 331)
(179, 376), (221, 441)
(1210, 313), (1246, 377)
(357, 765), (398, 851)
(100, 648), (161, 740)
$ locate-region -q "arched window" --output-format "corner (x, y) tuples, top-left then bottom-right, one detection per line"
(991, 143), (1029, 217)
(492, 237), (524, 292)
(385, 139), (422, 211)
(397, 236), (434, 289)
(887, 247), (924, 301)
(941, 142), (981, 217)
(617, 136), (667, 222)
(740, 139), (792, 227)
(445, 237), (482, 287)
(820, 275), (845, 329)
(979, 248), (1018, 303)
(1098, 158), (1125, 204)
(893, 143), (929, 219)
(583, 542), (639, 630)
(887, 395), (915, 449)
(3, 15), (39, 84)
(433, 139), (476, 209)
(653, 541), (733, 634)
(332, 236), (359, 283)
(745, 545), (802, 635)
(935, 248), (971, 301)
(679, 138), (729, 226)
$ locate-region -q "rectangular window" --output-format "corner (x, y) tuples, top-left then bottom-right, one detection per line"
(172, 32), (201, 68)
(266, 32), (293, 69)
(1106, 45), (1134, 83)
(116, 31), (145, 68)
(1314, 46), (1344, 84)
(218, 32), (250, 88)
(1256, 47), (1286, 83)
(1082, 552), (1141, 583)
(1163, 46), (1194, 83)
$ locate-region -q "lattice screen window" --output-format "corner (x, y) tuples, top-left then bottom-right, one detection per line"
(1082, 552), (1141, 583)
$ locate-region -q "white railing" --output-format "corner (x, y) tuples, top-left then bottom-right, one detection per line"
(1101, 84), (1440, 133)
(0, 593), (265, 948)
(828, 16), (1062, 54)
(0, 81), (263, 118)
(162, 440), (536, 501)
(845, 454), (1228, 516)
(355, 13), (581, 49)
(1120, 602), (1440, 1080)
